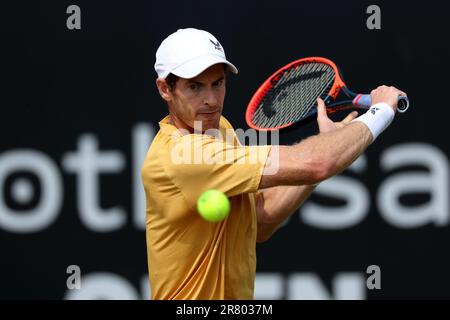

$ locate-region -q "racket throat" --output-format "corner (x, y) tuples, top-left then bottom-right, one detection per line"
(341, 86), (357, 98)
(323, 95), (333, 106)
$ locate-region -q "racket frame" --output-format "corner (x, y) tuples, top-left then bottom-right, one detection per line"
(246, 57), (363, 131)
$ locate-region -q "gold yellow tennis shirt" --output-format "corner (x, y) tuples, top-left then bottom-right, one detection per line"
(141, 116), (271, 299)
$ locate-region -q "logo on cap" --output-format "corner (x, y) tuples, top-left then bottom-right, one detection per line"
(209, 39), (223, 52)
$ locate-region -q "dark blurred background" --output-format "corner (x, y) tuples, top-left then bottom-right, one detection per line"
(1, 0), (449, 299)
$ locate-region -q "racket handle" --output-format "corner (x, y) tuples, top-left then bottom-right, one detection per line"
(352, 94), (410, 113)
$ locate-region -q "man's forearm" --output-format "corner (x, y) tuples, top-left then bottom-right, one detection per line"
(294, 121), (372, 181)
(256, 121), (370, 240)
(256, 184), (316, 242)
(261, 121), (373, 189)
(291, 122), (372, 185)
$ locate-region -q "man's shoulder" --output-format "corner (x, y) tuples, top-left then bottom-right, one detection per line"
(220, 116), (234, 130)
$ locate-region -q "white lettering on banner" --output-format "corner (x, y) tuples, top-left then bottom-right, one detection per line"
(288, 273), (365, 300)
(301, 155), (370, 229)
(0, 124), (154, 233)
(378, 143), (449, 228)
(64, 272), (140, 300)
(301, 143), (450, 229)
(132, 124), (154, 230)
(63, 272), (364, 300)
(0, 150), (62, 233)
(0, 124), (449, 233)
(11, 177), (34, 204)
(62, 134), (127, 232)
(254, 273), (284, 300)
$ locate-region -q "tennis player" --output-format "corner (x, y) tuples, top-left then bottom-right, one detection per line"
(141, 28), (405, 299)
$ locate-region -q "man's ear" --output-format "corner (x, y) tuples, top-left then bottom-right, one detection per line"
(156, 78), (172, 102)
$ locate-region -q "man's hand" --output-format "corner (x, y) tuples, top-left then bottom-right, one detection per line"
(370, 85), (407, 112)
(316, 98), (358, 134)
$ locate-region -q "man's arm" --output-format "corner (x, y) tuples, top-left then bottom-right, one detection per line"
(255, 100), (357, 242)
(259, 120), (372, 188)
(259, 85), (404, 188)
(256, 85), (405, 241)
(256, 184), (316, 242)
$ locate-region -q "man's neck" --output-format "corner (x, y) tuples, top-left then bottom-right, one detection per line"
(168, 114), (194, 134)
(168, 114), (222, 136)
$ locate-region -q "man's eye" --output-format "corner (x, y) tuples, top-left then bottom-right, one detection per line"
(189, 83), (199, 91)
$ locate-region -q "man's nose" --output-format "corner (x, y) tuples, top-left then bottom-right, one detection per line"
(203, 89), (219, 107)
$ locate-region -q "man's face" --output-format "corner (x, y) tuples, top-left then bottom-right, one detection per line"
(165, 64), (226, 132)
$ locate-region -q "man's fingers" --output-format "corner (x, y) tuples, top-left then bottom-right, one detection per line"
(342, 111), (358, 124)
(317, 98), (327, 119)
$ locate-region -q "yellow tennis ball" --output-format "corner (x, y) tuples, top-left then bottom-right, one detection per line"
(197, 189), (230, 222)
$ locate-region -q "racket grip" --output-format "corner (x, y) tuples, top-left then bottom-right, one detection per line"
(352, 94), (409, 113)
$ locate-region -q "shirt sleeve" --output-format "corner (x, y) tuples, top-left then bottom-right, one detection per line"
(163, 133), (271, 207)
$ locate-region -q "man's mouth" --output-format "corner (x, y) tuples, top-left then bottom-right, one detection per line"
(199, 110), (219, 115)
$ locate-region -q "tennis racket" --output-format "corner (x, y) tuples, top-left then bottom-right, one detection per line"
(245, 56), (409, 131)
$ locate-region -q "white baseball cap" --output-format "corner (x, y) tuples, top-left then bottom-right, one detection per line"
(154, 28), (238, 79)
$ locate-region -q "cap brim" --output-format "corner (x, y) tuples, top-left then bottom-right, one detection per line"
(170, 54), (238, 79)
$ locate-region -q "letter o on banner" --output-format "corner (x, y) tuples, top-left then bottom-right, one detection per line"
(0, 150), (63, 233)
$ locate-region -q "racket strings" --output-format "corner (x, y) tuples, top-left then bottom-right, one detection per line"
(254, 63), (334, 127)
(252, 65), (319, 127)
(252, 62), (335, 128)
(288, 63), (330, 124)
(276, 63), (319, 128)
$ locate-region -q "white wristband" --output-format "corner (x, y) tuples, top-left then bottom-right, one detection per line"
(352, 102), (395, 142)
